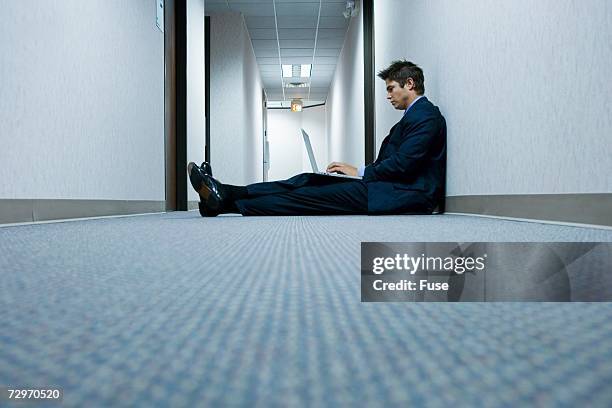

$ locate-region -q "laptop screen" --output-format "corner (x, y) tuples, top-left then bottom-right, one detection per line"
(301, 129), (319, 173)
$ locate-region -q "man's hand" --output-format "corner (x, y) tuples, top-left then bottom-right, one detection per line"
(326, 162), (358, 176)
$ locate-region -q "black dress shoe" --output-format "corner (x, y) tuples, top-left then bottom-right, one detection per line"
(187, 162), (204, 191)
(199, 174), (224, 211)
(187, 162), (224, 216)
(198, 200), (209, 217)
(200, 161), (212, 177)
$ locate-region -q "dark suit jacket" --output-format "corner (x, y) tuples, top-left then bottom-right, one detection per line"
(363, 96), (446, 214)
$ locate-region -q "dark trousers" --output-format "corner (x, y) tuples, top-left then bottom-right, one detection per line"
(234, 173), (368, 216)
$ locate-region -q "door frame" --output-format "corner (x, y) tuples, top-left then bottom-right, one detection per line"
(164, 0), (188, 211)
(363, 0), (375, 165)
(205, 15), (210, 164)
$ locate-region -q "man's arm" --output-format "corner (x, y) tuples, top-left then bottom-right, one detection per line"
(362, 116), (439, 183)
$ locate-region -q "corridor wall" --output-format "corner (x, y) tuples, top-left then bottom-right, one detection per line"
(0, 0), (165, 222)
(267, 106), (327, 181)
(374, 0), (612, 226)
(326, 3), (364, 169)
(209, 12), (264, 186)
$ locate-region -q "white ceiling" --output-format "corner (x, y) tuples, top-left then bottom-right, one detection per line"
(205, 0), (352, 103)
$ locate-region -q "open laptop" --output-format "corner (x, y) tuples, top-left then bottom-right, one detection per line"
(301, 129), (361, 179)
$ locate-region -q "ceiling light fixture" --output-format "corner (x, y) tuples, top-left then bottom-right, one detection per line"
(285, 82), (309, 88)
(300, 64), (312, 78)
(283, 64), (311, 80)
(343, 0), (358, 19)
(282, 64), (293, 78)
(291, 99), (303, 112)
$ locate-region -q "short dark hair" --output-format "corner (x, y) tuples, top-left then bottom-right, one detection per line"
(377, 60), (425, 95)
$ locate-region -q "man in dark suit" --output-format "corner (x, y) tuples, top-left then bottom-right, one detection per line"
(188, 60), (446, 216)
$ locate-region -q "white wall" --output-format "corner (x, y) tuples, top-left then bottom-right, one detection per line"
(242, 23), (265, 185)
(375, 0), (612, 196)
(267, 106), (327, 181)
(187, 0), (206, 202)
(374, 0), (406, 156)
(326, 7), (364, 169)
(0, 0), (165, 200)
(209, 12), (264, 186)
(267, 110), (304, 181)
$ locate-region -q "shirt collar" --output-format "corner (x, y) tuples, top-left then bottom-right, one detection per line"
(404, 95), (425, 116)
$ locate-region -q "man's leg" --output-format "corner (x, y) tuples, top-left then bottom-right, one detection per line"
(243, 173), (352, 197)
(235, 180), (368, 216)
(190, 164), (360, 216)
(221, 173), (357, 213)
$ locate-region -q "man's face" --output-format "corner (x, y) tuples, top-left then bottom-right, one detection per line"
(385, 79), (412, 110)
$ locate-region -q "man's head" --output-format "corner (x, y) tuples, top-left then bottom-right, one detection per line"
(378, 60), (424, 110)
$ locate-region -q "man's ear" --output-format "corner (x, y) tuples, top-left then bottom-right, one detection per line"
(403, 78), (415, 91)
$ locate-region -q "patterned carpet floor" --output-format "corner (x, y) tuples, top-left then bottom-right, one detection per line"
(1, 212), (611, 407)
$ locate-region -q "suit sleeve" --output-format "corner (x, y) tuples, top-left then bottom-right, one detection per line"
(363, 116), (439, 182)
(373, 135), (390, 165)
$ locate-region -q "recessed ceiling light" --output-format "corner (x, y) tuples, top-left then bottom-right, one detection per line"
(300, 64), (312, 78)
(283, 64), (312, 78)
(282, 65), (293, 78)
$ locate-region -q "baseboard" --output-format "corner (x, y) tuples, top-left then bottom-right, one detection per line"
(446, 193), (612, 228)
(3, 196), (609, 227)
(0, 199), (166, 224)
